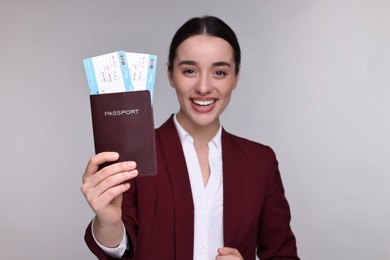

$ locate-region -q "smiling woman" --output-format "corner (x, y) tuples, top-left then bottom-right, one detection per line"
(82, 15), (300, 260)
(168, 34), (239, 135)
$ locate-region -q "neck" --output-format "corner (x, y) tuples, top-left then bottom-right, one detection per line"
(176, 112), (220, 147)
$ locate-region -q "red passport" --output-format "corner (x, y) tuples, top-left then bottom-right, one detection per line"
(89, 90), (157, 176)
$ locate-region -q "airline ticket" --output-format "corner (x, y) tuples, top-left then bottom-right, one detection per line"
(83, 51), (157, 101)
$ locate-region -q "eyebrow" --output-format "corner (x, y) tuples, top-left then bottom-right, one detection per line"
(178, 60), (197, 66)
(177, 60), (232, 68)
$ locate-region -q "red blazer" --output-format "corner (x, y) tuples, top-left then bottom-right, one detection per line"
(85, 116), (299, 260)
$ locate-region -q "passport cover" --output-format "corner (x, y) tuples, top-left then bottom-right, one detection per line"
(90, 90), (157, 176)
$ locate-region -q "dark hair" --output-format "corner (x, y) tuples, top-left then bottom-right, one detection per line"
(168, 16), (241, 74)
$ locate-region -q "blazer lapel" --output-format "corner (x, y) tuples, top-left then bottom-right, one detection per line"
(157, 118), (243, 255)
(221, 129), (243, 247)
(157, 116), (194, 259)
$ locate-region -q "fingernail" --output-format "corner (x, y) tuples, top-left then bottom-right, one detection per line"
(127, 161), (136, 167)
(111, 152), (119, 159)
(128, 170), (138, 177)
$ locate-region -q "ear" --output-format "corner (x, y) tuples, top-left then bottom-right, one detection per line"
(232, 66), (240, 90)
(167, 63), (174, 88)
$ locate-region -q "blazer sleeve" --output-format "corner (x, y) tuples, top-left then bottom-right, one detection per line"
(256, 147), (300, 260)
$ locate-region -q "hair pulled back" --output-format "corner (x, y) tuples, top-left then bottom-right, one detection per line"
(168, 16), (241, 75)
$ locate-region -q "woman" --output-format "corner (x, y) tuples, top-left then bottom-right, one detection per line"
(82, 16), (300, 260)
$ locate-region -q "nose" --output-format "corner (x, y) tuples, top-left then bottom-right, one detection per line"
(195, 73), (212, 94)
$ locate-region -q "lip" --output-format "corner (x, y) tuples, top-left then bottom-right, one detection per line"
(190, 97), (217, 113)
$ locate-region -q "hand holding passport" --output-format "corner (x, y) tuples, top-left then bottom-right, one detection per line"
(84, 51), (158, 176)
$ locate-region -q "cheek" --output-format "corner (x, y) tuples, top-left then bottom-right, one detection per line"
(170, 71), (183, 87)
(172, 79), (189, 100)
(173, 75), (197, 92)
(217, 81), (236, 97)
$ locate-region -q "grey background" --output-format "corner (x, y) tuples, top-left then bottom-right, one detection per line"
(1, 0), (389, 259)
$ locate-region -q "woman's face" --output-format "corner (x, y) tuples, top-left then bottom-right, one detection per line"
(168, 35), (239, 132)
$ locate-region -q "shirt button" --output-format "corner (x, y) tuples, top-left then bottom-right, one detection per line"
(201, 209), (207, 215)
(200, 243), (205, 249)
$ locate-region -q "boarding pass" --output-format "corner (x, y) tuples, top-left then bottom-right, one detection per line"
(83, 51), (157, 100)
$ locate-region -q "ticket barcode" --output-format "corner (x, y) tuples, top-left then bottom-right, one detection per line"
(149, 57), (155, 71)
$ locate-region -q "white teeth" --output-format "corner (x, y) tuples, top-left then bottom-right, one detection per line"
(192, 99), (216, 106)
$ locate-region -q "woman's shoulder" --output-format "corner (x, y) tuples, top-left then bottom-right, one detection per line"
(222, 129), (276, 158)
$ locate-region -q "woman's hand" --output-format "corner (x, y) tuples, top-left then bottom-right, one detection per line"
(81, 152), (138, 246)
(216, 247), (244, 260)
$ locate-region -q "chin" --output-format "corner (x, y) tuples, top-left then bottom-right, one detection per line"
(191, 113), (219, 127)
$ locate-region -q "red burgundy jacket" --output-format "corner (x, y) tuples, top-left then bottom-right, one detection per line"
(85, 116), (300, 259)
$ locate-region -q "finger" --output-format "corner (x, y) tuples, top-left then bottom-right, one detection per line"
(84, 169), (138, 213)
(90, 182), (131, 214)
(216, 256), (235, 260)
(92, 169), (138, 200)
(82, 152), (120, 182)
(92, 161), (137, 186)
(83, 163), (138, 200)
(81, 160), (137, 201)
(217, 247), (242, 257)
(97, 181), (131, 209)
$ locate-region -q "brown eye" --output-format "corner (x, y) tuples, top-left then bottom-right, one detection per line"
(183, 69), (196, 76)
(214, 70), (227, 78)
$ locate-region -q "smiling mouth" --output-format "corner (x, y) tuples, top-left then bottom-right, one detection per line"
(191, 99), (216, 107)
